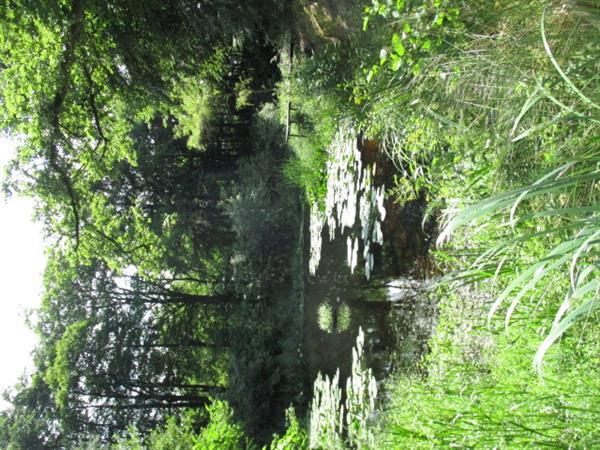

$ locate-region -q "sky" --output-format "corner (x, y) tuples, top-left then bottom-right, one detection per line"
(0, 137), (46, 409)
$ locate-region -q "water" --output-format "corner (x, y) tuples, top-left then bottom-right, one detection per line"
(309, 123), (386, 280)
(302, 125), (437, 391)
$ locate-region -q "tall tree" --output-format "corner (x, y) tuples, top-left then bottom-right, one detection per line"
(33, 252), (230, 440)
(0, 0), (282, 265)
(0, 374), (63, 449)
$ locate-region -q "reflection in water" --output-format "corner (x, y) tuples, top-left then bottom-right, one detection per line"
(385, 277), (424, 302)
(317, 300), (351, 334)
(303, 123), (437, 402)
(387, 278), (437, 372)
(308, 327), (378, 449)
(304, 274), (437, 390)
(309, 123), (385, 279)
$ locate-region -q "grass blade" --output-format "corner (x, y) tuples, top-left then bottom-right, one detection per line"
(535, 289), (600, 374)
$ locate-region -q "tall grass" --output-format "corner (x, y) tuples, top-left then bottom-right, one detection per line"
(377, 285), (600, 448)
(366, 0), (599, 197)
(438, 6), (600, 371)
(359, 0), (599, 363)
(357, 0), (600, 447)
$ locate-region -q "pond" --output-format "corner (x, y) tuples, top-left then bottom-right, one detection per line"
(301, 124), (438, 394)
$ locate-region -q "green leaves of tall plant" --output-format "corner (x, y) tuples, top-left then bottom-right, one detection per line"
(439, 10), (600, 372)
(363, 0), (461, 79)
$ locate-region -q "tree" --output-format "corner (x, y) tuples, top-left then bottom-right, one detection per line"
(0, 1), (296, 445)
(31, 251), (231, 441)
(0, 374), (63, 449)
(0, 0), (284, 263)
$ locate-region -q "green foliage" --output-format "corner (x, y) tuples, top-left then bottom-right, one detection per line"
(223, 107), (305, 442)
(194, 400), (253, 450)
(363, 0), (462, 78)
(111, 404), (309, 450)
(171, 49), (228, 150)
(337, 0), (600, 368)
(234, 77), (254, 111)
(226, 104), (298, 294)
(44, 320), (88, 410)
(316, 302), (351, 334)
(377, 284), (600, 449)
(267, 407), (308, 450)
(72, 435), (108, 450)
(111, 403), (251, 450)
(274, 1), (600, 448)
(282, 141), (328, 207)
(112, 427), (145, 450)
(126, 403), (258, 449)
(435, 7), (600, 366)
(172, 78), (218, 150)
(145, 414), (198, 450)
(278, 12), (378, 206)
(0, 373), (62, 450)
(3, 0), (598, 448)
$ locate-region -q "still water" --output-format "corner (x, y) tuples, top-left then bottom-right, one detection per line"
(301, 125), (438, 392)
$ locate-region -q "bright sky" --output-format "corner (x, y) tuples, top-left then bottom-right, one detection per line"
(0, 137), (46, 409)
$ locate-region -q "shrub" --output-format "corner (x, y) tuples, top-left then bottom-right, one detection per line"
(268, 407), (308, 450)
(194, 401), (253, 450)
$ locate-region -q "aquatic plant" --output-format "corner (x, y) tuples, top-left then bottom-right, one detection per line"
(316, 301), (335, 334)
(338, 303), (351, 334)
(345, 328), (378, 449)
(309, 369), (345, 450)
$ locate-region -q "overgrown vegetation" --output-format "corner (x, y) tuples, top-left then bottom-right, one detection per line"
(280, 0), (599, 448)
(1, 0), (598, 448)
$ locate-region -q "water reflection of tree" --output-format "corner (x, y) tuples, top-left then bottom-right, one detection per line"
(317, 299), (351, 334)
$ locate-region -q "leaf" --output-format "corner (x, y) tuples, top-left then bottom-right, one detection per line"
(390, 54), (402, 72)
(535, 291), (600, 374)
(554, 270), (598, 328)
(362, 15), (371, 31)
(438, 162), (598, 244)
(510, 86), (543, 136)
(511, 112), (568, 142)
(366, 66), (379, 83)
(391, 33), (405, 56)
(541, 9), (600, 111)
